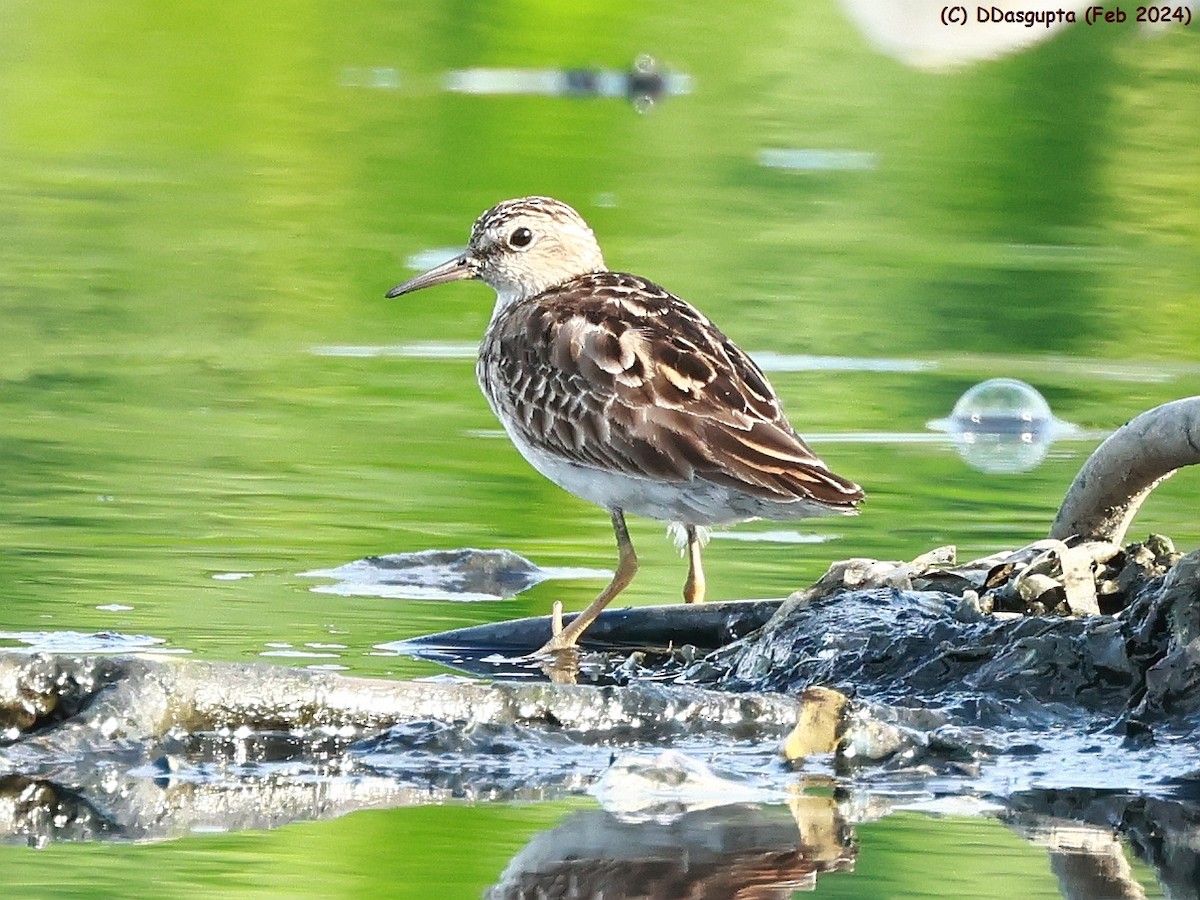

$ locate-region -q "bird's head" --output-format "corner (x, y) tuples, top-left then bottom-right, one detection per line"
(386, 196), (606, 306)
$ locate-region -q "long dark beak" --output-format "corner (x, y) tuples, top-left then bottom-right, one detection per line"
(385, 252), (480, 298)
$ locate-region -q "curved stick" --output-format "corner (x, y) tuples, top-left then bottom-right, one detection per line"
(1049, 396), (1200, 544)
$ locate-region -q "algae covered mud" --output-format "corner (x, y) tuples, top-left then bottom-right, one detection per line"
(7, 398), (1200, 896)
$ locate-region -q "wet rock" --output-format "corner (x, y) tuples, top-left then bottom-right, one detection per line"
(839, 713), (915, 765)
(782, 546), (958, 609)
(302, 547), (549, 599)
(782, 686), (848, 760)
(352, 720), (605, 798)
(393, 537), (1200, 735)
(0, 766), (424, 847)
(1164, 551), (1200, 646)
(705, 546), (1200, 728)
(1135, 639), (1200, 721)
(1, 651), (1198, 900)
(0, 653), (117, 738)
(0, 649), (822, 845)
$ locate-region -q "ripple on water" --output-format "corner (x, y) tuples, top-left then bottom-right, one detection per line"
(0, 631), (181, 654)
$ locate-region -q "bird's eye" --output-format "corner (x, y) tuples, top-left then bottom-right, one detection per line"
(508, 226), (534, 249)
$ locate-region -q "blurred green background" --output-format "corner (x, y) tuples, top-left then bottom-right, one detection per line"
(1, 0), (1195, 895)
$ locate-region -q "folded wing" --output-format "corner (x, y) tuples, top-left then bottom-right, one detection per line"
(484, 272), (864, 510)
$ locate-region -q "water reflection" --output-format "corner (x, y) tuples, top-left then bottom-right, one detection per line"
(1009, 790), (1197, 900)
(337, 55), (694, 111)
(310, 341), (478, 358)
(3, 761), (1190, 899)
(338, 67), (402, 90)
(750, 351), (931, 373)
(592, 749), (787, 819)
(312, 343), (1200, 383)
(446, 55), (692, 110)
(1009, 807), (1150, 900)
(487, 799), (854, 899)
(758, 148), (878, 172)
(403, 246), (463, 273)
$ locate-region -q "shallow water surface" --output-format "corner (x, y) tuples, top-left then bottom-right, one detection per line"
(1, 0), (1197, 896)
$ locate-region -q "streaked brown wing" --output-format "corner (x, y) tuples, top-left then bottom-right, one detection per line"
(484, 272), (863, 508)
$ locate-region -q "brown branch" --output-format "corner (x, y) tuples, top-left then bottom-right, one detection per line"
(1049, 397), (1200, 544)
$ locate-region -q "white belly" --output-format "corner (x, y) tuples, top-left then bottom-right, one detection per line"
(497, 414), (840, 526)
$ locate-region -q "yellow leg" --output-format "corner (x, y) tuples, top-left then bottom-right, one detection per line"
(683, 524), (706, 604)
(539, 509), (638, 653)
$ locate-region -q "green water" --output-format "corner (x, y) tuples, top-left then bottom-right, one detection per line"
(1, 0), (1196, 895)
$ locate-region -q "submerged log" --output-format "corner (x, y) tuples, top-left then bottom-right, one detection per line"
(398, 598), (781, 656)
(0, 652), (801, 758)
(0, 650), (924, 850)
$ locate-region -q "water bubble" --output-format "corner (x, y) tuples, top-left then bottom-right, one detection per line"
(949, 378), (1053, 433)
(928, 378), (1076, 474)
